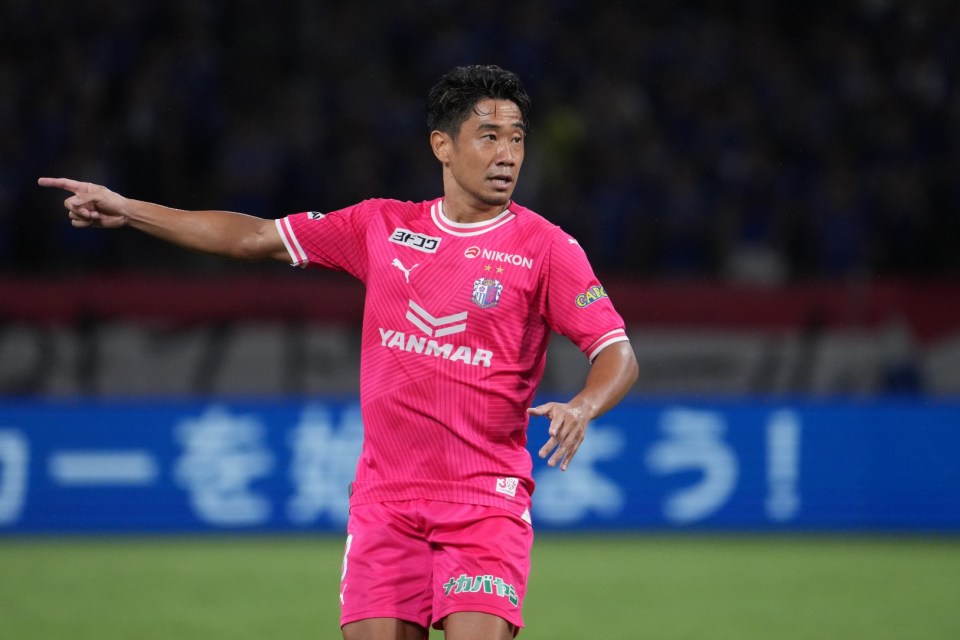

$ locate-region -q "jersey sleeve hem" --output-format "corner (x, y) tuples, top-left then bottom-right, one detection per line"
(275, 217), (307, 266)
(586, 330), (629, 363)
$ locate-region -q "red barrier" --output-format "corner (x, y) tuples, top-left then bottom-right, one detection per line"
(603, 278), (959, 341)
(1, 275), (957, 341)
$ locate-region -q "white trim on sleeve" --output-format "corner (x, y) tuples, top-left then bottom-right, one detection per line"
(587, 331), (630, 363)
(276, 217), (308, 266)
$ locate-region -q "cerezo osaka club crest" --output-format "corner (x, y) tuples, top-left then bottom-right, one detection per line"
(472, 277), (503, 309)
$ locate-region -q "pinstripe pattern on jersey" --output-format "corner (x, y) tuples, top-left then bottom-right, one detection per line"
(278, 198), (629, 515)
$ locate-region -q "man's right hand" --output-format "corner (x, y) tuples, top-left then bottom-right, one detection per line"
(38, 177), (129, 229)
(38, 176), (291, 263)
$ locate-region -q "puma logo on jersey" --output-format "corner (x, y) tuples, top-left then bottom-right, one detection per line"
(391, 258), (419, 283)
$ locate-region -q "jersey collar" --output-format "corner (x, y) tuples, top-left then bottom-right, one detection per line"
(431, 200), (517, 237)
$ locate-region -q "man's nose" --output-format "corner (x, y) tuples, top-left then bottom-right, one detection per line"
(496, 142), (516, 164)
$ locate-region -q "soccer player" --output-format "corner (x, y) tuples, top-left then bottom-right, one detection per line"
(39, 65), (639, 640)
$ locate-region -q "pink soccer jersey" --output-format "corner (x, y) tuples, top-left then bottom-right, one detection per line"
(276, 198), (629, 516)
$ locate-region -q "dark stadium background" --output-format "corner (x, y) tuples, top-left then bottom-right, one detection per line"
(3, 0), (960, 396)
(5, 1), (959, 281)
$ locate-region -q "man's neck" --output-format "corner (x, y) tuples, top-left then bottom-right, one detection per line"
(440, 196), (510, 224)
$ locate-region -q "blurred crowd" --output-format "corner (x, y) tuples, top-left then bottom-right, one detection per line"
(2, 0), (959, 282)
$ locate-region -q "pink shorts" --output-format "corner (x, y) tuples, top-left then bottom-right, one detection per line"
(339, 499), (534, 632)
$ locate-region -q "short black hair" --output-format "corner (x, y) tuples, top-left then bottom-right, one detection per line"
(426, 65), (531, 137)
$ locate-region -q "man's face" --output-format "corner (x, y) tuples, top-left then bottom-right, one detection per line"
(439, 98), (526, 211)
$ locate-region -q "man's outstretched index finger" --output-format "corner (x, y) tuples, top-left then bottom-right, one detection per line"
(38, 177), (89, 194)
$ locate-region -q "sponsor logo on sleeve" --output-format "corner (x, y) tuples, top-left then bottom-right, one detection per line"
(308, 211), (324, 220)
(575, 285), (609, 308)
(390, 228), (441, 253)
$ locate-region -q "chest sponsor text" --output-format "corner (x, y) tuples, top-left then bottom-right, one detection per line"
(466, 246), (534, 269)
(390, 228), (441, 253)
(378, 328), (493, 367)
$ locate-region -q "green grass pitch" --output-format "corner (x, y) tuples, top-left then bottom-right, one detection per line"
(1, 534), (958, 639)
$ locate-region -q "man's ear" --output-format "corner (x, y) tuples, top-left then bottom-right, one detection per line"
(431, 130), (451, 164)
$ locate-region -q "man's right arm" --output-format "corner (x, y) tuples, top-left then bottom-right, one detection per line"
(38, 177), (291, 263)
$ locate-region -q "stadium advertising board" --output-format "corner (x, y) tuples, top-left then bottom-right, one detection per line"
(1, 398), (958, 533)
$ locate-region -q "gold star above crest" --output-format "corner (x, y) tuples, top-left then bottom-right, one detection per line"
(484, 265), (491, 272)
(496, 266), (504, 274)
